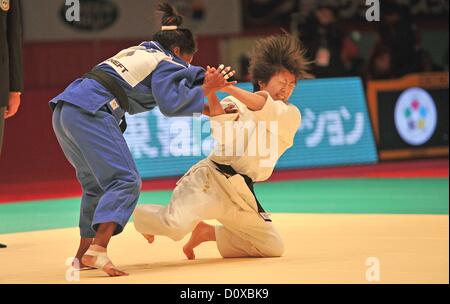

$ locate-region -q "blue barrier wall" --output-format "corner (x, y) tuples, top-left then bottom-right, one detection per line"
(123, 77), (378, 179)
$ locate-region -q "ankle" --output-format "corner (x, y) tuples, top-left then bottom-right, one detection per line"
(89, 244), (107, 252)
(199, 224), (216, 242)
(72, 257), (82, 267)
(207, 226), (216, 241)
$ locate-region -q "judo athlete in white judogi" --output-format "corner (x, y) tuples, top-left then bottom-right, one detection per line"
(134, 34), (312, 259)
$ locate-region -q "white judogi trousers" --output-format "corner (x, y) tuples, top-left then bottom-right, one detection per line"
(133, 158), (284, 258)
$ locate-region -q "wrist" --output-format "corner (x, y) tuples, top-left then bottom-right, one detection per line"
(220, 87), (231, 94)
(202, 104), (210, 116)
(202, 85), (210, 97)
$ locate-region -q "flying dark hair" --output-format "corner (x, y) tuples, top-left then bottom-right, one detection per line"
(152, 3), (197, 55)
(249, 34), (312, 92)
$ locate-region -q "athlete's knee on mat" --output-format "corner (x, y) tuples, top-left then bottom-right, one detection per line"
(260, 236), (285, 257)
(223, 240), (284, 258)
(266, 241), (285, 257)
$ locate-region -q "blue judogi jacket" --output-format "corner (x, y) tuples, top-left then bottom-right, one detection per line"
(49, 41), (205, 117)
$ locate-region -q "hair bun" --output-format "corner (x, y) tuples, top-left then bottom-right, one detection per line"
(158, 2), (183, 27)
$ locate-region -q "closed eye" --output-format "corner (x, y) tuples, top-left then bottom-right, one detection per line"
(278, 81), (296, 89)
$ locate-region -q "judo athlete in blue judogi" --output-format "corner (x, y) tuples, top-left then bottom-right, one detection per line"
(49, 3), (236, 277)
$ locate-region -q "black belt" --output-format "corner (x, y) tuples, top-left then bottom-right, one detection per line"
(212, 161), (272, 222)
(83, 69), (128, 133)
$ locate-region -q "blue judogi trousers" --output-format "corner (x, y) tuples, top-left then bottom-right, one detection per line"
(52, 101), (141, 237)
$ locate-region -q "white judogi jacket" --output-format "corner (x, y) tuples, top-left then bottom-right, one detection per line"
(209, 91), (301, 182)
(134, 92), (301, 258)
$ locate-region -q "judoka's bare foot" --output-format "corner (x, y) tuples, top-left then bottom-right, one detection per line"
(82, 245), (129, 277)
(72, 258), (95, 271)
(141, 234), (155, 244)
(83, 222), (129, 277)
(81, 255), (128, 277)
(183, 222), (216, 260)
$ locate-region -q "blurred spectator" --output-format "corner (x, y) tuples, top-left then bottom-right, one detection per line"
(366, 45), (395, 81)
(238, 54), (252, 82)
(341, 32), (365, 77)
(298, 4), (347, 78)
(191, 0), (206, 21)
(169, 0), (206, 22)
(242, 0), (296, 27)
(376, 1), (421, 77)
(417, 49), (444, 72)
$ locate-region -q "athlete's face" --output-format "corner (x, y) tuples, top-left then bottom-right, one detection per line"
(259, 70), (297, 103)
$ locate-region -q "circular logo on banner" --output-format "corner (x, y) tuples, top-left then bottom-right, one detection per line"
(1, 0), (10, 12)
(394, 88), (437, 146)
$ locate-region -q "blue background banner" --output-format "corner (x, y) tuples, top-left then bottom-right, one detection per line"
(123, 77), (378, 179)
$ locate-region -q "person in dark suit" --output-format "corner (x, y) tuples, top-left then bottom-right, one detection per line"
(0, 0), (24, 249)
